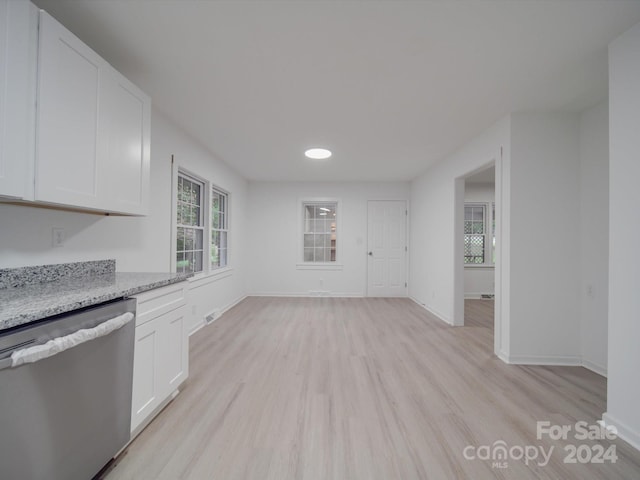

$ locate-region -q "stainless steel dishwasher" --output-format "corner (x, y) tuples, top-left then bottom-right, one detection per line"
(0, 298), (136, 480)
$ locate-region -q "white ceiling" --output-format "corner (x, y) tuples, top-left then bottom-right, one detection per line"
(33, 0), (640, 182)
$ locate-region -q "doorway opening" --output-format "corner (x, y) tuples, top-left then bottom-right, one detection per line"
(456, 164), (497, 350)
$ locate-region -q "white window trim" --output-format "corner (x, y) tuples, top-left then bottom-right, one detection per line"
(210, 186), (230, 272)
(297, 197), (343, 271)
(171, 162), (232, 279)
(464, 201), (495, 268)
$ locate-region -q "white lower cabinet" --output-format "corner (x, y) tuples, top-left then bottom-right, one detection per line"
(131, 282), (188, 434)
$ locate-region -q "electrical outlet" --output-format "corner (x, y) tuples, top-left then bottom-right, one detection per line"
(52, 228), (65, 247)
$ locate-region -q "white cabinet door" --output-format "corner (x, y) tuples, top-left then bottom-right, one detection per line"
(101, 70), (151, 215)
(159, 309), (188, 392)
(35, 10), (106, 210)
(35, 10), (151, 215)
(0, 0), (38, 199)
(131, 318), (159, 431)
(131, 283), (189, 434)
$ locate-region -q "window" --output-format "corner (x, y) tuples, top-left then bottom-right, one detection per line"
(464, 203), (495, 266)
(175, 170), (230, 275)
(303, 202), (337, 263)
(210, 188), (228, 269)
(176, 174), (204, 273)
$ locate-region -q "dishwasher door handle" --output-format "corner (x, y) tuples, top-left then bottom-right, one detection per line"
(2, 311), (134, 370)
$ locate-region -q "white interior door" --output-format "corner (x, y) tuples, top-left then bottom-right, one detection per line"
(367, 200), (407, 297)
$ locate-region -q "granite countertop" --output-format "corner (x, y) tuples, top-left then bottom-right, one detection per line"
(0, 262), (192, 332)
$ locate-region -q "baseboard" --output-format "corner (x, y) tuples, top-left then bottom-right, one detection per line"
(409, 297), (453, 325)
(464, 293), (495, 299)
(497, 350), (510, 363)
(189, 294), (248, 336)
(602, 412), (640, 452)
(249, 292), (364, 298)
(582, 359), (607, 377)
(500, 353), (609, 377)
(502, 354), (582, 366)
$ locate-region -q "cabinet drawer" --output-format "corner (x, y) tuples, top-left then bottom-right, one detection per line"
(133, 282), (187, 326)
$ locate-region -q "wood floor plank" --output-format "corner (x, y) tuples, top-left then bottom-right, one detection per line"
(103, 297), (640, 479)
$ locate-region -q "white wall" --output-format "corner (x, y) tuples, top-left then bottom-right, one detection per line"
(409, 116), (508, 327)
(508, 112), (581, 364)
(463, 182), (495, 298)
(578, 101), (609, 376)
(247, 181), (409, 296)
(604, 21), (640, 451)
(154, 111), (248, 334)
(0, 108), (249, 334)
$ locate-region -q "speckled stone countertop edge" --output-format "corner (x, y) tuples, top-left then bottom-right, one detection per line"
(0, 273), (192, 332)
(0, 259), (116, 289)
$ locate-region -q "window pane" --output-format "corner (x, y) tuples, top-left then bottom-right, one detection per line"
(184, 229), (194, 250)
(176, 252), (185, 272)
(304, 248), (314, 262)
(303, 234), (314, 248)
(464, 234), (485, 264)
(303, 202), (337, 262)
(177, 173), (208, 273)
(210, 188), (229, 271)
(192, 182), (200, 205)
(194, 251), (203, 272)
(177, 228), (185, 252)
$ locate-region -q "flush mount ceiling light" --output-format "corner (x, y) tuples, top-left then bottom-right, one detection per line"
(305, 148), (332, 160)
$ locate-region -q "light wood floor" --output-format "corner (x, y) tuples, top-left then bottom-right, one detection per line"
(104, 297), (640, 479)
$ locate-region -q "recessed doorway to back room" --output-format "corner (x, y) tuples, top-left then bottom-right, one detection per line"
(463, 166), (495, 339)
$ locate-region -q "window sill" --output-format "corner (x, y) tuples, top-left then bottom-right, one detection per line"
(187, 266), (233, 284)
(464, 264), (495, 269)
(296, 263), (344, 271)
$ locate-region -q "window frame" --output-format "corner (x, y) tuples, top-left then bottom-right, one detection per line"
(463, 202), (495, 268)
(210, 186), (229, 271)
(297, 198), (343, 271)
(175, 172), (206, 274)
(171, 165), (232, 278)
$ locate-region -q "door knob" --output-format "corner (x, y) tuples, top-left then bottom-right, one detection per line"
(368, 251), (373, 256)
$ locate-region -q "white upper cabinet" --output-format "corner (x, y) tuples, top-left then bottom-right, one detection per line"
(36, 10), (105, 210)
(34, 9), (151, 215)
(100, 69), (151, 215)
(0, 0), (38, 200)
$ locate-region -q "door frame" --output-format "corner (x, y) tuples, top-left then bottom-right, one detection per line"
(366, 198), (410, 297)
(453, 155), (506, 360)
